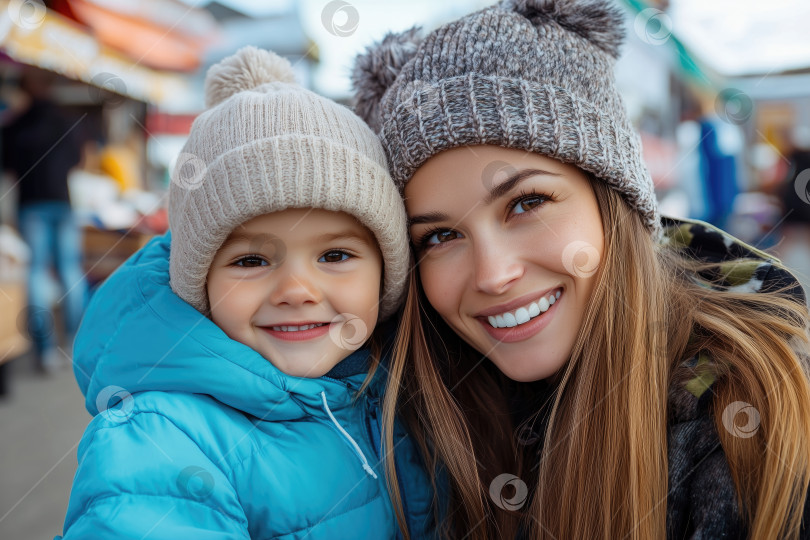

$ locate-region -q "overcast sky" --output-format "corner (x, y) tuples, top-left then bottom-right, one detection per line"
(179, 0), (810, 97)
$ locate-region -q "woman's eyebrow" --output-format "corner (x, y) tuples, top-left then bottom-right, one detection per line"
(408, 168), (561, 227)
(408, 211), (450, 227)
(484, 168), (560, 204)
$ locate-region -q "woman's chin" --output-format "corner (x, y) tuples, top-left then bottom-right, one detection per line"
(489, 352), (566, 383)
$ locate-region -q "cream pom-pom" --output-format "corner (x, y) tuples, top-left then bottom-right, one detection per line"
(204, 46), (297, 108)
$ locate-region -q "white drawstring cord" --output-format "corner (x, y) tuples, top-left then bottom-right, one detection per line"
(320, 391), (378, 479)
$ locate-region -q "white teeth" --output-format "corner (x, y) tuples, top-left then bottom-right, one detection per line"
(514, 307), (530, 325)
(271, 323), (324, 332)
(503, 312), (517, 327)
(486, 289), (562, 329)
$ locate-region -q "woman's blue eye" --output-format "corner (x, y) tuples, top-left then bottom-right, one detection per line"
(425, 230), (461, 246)
(319, 251), (351, 263)
(234, 256), (267, 268)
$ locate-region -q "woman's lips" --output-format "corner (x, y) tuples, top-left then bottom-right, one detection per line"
(478, 289), (562, 344)
(474, 286), (562, 318)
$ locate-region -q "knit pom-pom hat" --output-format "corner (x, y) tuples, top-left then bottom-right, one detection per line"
(169, 46), (409, 319)
(352, 0), (661, 237)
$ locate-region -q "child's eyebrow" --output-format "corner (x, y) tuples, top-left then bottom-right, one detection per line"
(220, 229), (373, 248)
(219, 232), (262, 249)
(315, 230), (373, 245)
(220, 232), (255, 248)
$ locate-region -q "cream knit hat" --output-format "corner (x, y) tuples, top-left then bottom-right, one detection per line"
(169, 46), (409, 319)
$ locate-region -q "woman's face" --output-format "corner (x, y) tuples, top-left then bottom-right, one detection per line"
(405, 145), (604, 382)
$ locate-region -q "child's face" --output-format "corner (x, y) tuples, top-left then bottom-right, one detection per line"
(206, 209), (383, 378)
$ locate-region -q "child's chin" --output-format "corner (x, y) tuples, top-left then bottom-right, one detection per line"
(263, 355), (337, 379)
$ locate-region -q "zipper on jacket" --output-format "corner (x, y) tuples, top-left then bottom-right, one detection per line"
(366, 396), (383, 461)
(319, 391), (378, 479)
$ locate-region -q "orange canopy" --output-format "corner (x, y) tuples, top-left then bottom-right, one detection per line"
(65, 0), (221, 72)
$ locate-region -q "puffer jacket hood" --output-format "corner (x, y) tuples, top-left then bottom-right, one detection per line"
(660, 215), (806, 301)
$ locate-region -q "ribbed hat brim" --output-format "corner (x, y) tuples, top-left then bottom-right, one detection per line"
(381, 73), (661, 235)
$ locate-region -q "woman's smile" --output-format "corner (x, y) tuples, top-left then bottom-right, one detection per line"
(475, 287), (562, 327)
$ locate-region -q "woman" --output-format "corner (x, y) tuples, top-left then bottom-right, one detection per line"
(353, 0), (810, 538)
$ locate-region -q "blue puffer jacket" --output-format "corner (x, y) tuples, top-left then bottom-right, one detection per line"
(56, 233), (435, 540)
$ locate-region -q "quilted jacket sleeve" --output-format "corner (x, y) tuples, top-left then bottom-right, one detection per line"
(56, 396), (250, 540)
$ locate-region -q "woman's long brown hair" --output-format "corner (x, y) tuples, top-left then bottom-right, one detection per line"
(382, 178), (810, 539)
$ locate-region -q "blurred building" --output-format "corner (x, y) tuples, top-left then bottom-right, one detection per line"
(617, 0), (810, 248)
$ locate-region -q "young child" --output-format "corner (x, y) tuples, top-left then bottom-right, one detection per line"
(57, 47), (433, 539)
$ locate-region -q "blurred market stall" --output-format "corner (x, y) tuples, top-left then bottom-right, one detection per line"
(0, 0), (220, 385)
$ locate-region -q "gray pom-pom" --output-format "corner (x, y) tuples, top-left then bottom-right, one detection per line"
(506, 0), (626, 58)
(352, 27), (422, 132)
(204, 46), (296, 108)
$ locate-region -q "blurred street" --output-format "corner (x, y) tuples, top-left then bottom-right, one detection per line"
(0, 352), (88, 540)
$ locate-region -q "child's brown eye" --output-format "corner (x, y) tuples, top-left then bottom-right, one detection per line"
(235, 256), (266, 268)
(319, 251), (351, 263)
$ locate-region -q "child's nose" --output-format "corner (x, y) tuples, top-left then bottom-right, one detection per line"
(268, 266), (322, 306)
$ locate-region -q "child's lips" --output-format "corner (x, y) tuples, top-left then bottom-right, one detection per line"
(258, 322), (331, 342)
(262, 321), (328, 330)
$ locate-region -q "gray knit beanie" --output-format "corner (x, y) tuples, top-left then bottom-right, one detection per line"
(352, 0), (661, 236)
(169, 46), (409, 319)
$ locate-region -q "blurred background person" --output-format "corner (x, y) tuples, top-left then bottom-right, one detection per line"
(776, 125), (810, 306)
(697, 96), (744, 231)
(1, 67), (89, 373)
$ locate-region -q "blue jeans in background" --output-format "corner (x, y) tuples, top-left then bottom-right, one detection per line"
(18, 201), (88, 365)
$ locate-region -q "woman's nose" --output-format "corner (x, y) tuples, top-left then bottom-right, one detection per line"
(471, 239), (524, 295)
